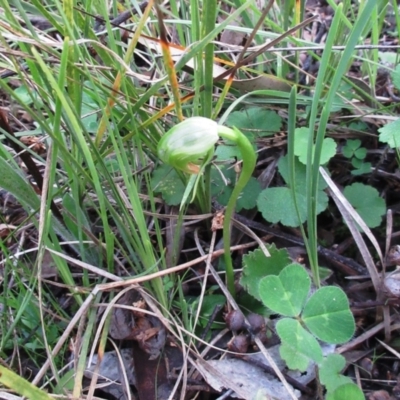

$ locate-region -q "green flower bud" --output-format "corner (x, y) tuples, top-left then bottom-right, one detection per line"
(157, 117), (219, 174)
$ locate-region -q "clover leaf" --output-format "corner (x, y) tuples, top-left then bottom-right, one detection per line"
(342, 139), (367, 160)
(259, 264), (310, 317)
(277, 318), (323, 371)
(240, 246), (291, 301)
(302, 286), (355, 344)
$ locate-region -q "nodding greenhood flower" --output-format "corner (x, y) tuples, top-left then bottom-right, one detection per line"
(158, 116), (257, 298)
(157, 117), (219, 174)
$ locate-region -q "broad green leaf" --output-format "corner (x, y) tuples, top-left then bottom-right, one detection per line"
(326, 383), (365, 400)
(279, 154), (329, 191)
(320, 354), (353, 392)
(226, 107), (282, 137)
(259, 264), (310, 317)
(211, 165), (261, 212)
(215, 143), (243, 161)
(151, 164), (185, 206)
(215, 138), (257, 162)
(276, 318), (323, 371)
(378, 118), (400, 148)
(343, 183), (386, 228)
(256, 156), (329, 228)
(240, 246), (291, 301)
(236, 178), (261, 211)
(294, 127), (337, 165)
(303, 286), (355, 344)
(13, 85), (44, 107)
(257, 183), (328, 227)
(103, 156), (122, 174)
(391, 64), (400, 91)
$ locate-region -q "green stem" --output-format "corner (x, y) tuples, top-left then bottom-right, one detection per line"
(218, 126), (256, 297)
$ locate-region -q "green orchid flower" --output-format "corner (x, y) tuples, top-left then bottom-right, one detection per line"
(157, 116), (256, 297)
(157, 117), (219, 174)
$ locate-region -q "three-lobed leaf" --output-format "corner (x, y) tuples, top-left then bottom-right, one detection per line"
(302, 286), (355, 344)
(342, 139), (366, 160)
(259, 264), (310, 317)
(276, 318), (323, 371)
(342, 139), (361, 158)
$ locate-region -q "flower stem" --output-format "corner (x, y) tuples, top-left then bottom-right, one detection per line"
(218, 126), (257, 297)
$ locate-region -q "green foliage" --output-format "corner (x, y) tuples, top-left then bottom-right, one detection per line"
(211, 165), (261, 212)
(0, 291), (65, 352)
(378, 64), (400, 148)
(0, 365), (54, 400)
(13, 85), (44, 107)
(214, 142), (246, 162)
(302, 286), (355, 344)
(350, 159), (372, 176)
(294, 127), (337, 165)
(259, 264), (310, 317)
(151, 164), (185, 206)
(242, 255), (357, 396)
(326, 383), (365, 400)
(342, 139), (367, 160)
(240, 246), (291, 301)
(378, 118), (400, 148)
(259, 264), (354, 352)
(225, 107), (282, 138)
(320, 354), (354, 392)
(256, 156), (328, 227)
(215, 107), (281, 162)
(80, 89), (100, 133)
(188, 294), (225, 328)
(392, 64), (400, 90)
(341, 133), (371, 176)
(152, 160), (262, 211)
(343, 183), (386, 228)
(277, 318), (323, 370)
